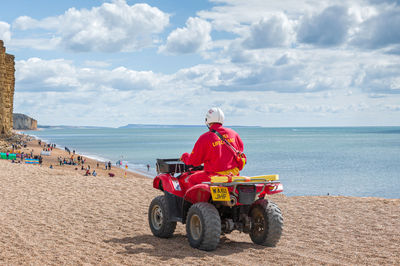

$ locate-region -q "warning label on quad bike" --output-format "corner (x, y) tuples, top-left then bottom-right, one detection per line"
(210, 186), (230, 201)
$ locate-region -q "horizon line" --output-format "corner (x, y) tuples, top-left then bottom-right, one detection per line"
(36, 124), (400, 129)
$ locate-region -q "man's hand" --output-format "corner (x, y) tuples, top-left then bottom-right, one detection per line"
(180, 152), (189, 164)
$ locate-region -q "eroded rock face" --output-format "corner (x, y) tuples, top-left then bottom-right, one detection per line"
(13, 113), (37, 130)
(0, 40), (15, 136)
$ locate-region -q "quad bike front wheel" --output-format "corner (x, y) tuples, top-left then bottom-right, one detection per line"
(148, 195), (177, 238)
(249, 199), (283, 247)
(186, 202), (221, 251)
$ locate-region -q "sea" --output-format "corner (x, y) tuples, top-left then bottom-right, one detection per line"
(24, 126), (400, 199)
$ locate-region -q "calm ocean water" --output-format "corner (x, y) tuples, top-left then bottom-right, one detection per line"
(25, 126), (400, 199)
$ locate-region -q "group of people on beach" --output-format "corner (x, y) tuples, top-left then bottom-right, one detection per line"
(58, 157), (75, 166)
(7, 145), (42, 164)
(84, 168), (97, 176)
(56, 152), (115, 177)
(4, 135), (148, 179)
(11, 142), (27, 150)
(42, 143), (56, 152)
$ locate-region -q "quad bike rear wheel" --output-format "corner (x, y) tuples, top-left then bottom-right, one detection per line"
(249, 199), (283, 246)
(186, 202), (221, 251)
(148, 195), (177, 238)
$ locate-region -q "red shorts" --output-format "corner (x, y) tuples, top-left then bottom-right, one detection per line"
(184, 171), (213, 187)
(183, 168), (240, 188)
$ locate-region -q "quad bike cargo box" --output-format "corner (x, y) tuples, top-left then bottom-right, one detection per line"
(156, 158), (189, 174)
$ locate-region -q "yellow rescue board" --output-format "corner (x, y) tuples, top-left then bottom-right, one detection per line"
(210, 174), (279, 183)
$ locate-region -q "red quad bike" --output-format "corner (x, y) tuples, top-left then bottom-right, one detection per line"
(148, 158), (284, 251)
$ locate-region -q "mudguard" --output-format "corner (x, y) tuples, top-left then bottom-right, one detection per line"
(183, 184), (211, 204)
(164, 191), (184, 222)
(265, 182), (283, 194)
(257, 182), (284, 198)
(153, 173), (185, 197)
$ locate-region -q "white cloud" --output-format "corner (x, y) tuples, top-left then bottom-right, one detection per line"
(13, 16), (39, 30)
(383, 104), (400, 111)
(354, 63), (400, 94)
(198, 0), (328, 34)
(8, 0), (400, 127)
(200, 1), (400, 51)
(13, 55), (400, 126)
(10, 38), (61, 51)
(0, 21), (11, 43)
(274, 53), (296, 66)
(220, 40), (258, 63)
(16, 58), (166, 92)
(243, 13), (294, 49)
(159, 17), (211, 55)
(351, 7), (400, 49)
(253, 103), (354, 114)
(16, 58), (79, 91)
(12, 0), (170, 52)
(297, 5), (353, 46)
(367, 0), (400, 5)
(172, 49), (359, 94)
(101, 67), (163, 91)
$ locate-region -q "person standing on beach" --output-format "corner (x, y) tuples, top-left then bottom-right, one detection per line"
(108, 161), (112, 170)
(180, 107), (246, 187)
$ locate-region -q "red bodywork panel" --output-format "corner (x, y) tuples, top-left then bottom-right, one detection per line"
(153, 173), (185, 197)
(184, 184), (211, 204)
(153, 173), (211, 204)
(256, 183), (283, 198)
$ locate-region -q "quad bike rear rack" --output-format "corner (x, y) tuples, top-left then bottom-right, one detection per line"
(203, 175), (282, 198)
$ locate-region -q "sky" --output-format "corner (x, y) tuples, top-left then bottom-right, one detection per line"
(1, 0), (400, 127)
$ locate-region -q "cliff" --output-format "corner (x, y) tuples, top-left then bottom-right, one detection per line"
(0, 40), (15, 136)
(13, 113), (37, 130)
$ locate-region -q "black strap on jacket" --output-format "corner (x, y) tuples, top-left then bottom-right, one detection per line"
(210, 129), (240, 155)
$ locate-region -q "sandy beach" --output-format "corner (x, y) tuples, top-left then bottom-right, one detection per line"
(0, 137), (399, 265)
(9, 136), (148, 180)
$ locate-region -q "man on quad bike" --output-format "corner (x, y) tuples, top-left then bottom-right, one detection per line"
(180, 107), (246, 187)
(149, 108), (283, 251)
